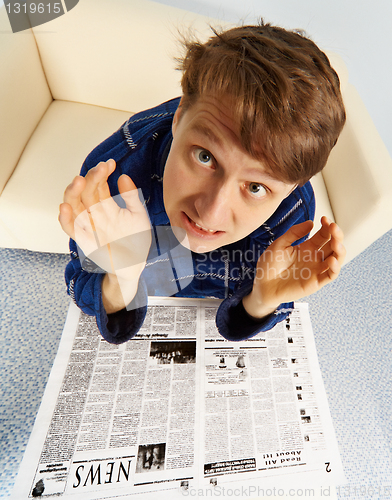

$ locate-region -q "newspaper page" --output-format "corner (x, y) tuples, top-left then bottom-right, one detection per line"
(199, 305), (342, 491)
(11, 298), (344, 500)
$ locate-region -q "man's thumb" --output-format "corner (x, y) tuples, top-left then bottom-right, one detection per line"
(275, 220), (314, 249)
(118, 174), (137, 193)
(118, 175), (147, 213)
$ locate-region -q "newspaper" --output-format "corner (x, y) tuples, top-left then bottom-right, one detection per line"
(11, 298), (344, 499)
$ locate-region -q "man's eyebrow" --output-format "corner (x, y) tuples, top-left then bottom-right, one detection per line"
(189, 123), (223, 147)
(190, 122), (294, 187)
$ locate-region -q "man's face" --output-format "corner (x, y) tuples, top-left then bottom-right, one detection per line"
(163, 96), (296, 254)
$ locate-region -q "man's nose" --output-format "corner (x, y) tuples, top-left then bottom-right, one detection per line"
(194, 181), (233, 228)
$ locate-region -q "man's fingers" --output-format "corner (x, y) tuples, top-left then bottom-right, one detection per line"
(58, 203), (75, 238)
(63, 175), (87, 217)
(62, 159), (115, 218)
(318, 234), (346, 264)
(97, 159), (116, 201)
(60, 201), (98, 255)
(317, 254), (341, 287)
(303, 216), (333, 252)
(303, 217), (344, 258)
(118, 175), (146, 214)
(315, 219), (345, 264)
(329, 220), (344, 244)
(80, 163), (105, 209)
(81, 160), (115, 210)
(118, 174), (137, 195)
(274, 220), (314, 249)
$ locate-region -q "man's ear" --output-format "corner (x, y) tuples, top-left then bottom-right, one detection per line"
(172, 97), (184, 136)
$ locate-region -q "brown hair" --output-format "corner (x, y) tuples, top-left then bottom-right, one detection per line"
(178, 21), (346, 185)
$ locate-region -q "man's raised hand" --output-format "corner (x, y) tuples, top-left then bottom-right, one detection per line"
(59, 159), (152, 279)
(243, 216), (346, 319)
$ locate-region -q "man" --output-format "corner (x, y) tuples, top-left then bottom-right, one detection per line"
(59, 22), (346, 343)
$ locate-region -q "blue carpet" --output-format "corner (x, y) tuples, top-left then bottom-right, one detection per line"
(0, 230), (391, 498)
(303, 229), (392, 495)
(0, 250), (69, 497)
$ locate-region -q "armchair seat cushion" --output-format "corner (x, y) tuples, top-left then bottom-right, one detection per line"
(0, 100), (130, 252)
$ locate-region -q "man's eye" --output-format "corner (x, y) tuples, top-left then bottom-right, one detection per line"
(195, 148), (213, 167)
(248, 182), (267, 198)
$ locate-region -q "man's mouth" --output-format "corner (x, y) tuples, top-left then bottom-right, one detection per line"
(182, 212), (223, 238)
(193, 221), (216, 233)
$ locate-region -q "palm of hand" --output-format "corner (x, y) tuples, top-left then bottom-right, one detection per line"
(252, 217), (345, 307)
(75, 191), (152, 276)
(59, 160), (152, 278)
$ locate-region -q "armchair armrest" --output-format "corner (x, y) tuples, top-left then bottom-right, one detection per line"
(0, 6), (52, 195)
(322, 83), (392, 263)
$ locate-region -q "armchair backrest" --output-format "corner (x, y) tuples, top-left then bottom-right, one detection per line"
(31, 0), (210, 112)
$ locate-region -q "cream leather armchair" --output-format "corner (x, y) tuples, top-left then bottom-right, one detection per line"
(0, 0), (391, 263)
